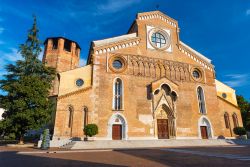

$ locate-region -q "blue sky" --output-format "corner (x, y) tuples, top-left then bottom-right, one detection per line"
(0, 0), (249, 99)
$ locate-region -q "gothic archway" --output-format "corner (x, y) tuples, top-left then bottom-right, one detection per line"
(198, 116), (213, 139)
(154, 104), (176, 139)
(107, 113), (128, 140)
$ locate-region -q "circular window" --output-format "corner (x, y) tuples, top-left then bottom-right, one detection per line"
(192, 70), (200, 79)
(151, 32), (166, 48)
(222, 93), (227, 99)
(149, 28), (171, 50)
(191, 68), (202, 81)
(112, 60), (123, 69)
(109, 55), (127, 73)
(76, 79), (84, 87)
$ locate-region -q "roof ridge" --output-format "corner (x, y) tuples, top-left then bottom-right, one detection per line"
(217, 96), (239, 109)
(58, 86), (92, 100)
(93, 33), (137, 47)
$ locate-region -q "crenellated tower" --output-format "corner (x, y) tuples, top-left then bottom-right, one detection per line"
(43, 37), (81, 96)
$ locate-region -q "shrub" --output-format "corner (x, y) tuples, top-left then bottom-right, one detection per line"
(83, 124), (98, 137)
(41, 129), (50, 149)
(233, 127), (247, 136)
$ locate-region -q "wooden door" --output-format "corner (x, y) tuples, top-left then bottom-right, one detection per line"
(200, 126), (208, 139)
(112, 125), (122, 140)
(157, 119), (169, 139)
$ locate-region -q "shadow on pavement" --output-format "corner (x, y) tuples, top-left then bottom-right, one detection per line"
(113, 148), (250, 167)
(0, 151), (125, 167)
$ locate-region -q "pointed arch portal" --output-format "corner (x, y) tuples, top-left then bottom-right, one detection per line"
(154, 104), (176, 139)
(107, 113), (128, 140)
(198, 116), (213, 139)
(152, 82), (177, 139)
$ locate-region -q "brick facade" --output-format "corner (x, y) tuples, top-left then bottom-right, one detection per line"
(43, 11), (243, 140)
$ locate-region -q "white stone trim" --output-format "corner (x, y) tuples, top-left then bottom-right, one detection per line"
(196, 85), (207, 115)
(146, 25), (172, 52)
(107, 113), (128, 140)
(138, 13), (177, 28)
(94, 39), (140, 55)
(179, 41), (213, 71)
(112, 77), (124, 110)
(93, 33), (137, 46)
(198, 116), (214, 139)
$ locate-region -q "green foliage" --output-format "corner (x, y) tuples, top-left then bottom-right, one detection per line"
(83, 124), (98, 137)
(41, 129), (50, 149)
(3, 133), (16, 140)
(246, 122), (250, 131)
(233, 127), (247, 136)
(0, 16), (55, 141)
(236, 95), (250, 129)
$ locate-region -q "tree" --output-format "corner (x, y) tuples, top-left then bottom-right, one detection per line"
(236, 95), (250, 129)
(0, 16), (55, 143)
(233, 127), (247, 136)
(83, 124), (98, 139)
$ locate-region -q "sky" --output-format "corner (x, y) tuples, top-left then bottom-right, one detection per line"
(0, 0), (249, 99)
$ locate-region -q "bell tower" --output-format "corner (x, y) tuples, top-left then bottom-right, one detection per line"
(43, 37), (81, 96)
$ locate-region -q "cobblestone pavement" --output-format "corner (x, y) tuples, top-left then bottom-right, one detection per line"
(0, 146), (250, 166)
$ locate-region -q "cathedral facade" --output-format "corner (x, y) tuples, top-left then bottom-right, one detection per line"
(43, 11), (242, 140)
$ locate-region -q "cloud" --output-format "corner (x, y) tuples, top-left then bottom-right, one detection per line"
(223, 74), (250, 88)
(0, 47), (47, 79)
(0, 48), (22, 63)
(0, 27), (4, 34)
(96, 0), (140, 15)
(0, 48), (22, 78)
(247, 9), (250, 16)
(79, 58), (86, 66)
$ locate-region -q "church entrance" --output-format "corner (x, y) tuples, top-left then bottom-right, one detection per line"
(200, 126), (208, 139)
(108, 113), (128, 140)
(157, 119), (169, 139)
(154, 104), (176, 139)
(112, 125), (122, 140)
(198, 116), (213, 139)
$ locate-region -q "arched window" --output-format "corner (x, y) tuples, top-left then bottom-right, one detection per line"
(197, 87), (206, 114)
(161, 84), (171, 95)
(68, 106), (74, 128)
(83, 107), (88, 128)
(113, 78), (123, 110)
(232, 113), (239, 128)
(224, 112), (230, 129)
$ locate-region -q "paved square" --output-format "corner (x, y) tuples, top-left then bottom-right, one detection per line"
(0, 146), (250, 166)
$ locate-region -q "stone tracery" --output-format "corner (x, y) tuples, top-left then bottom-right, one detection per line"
(126, 54), (190, 82)
(152, 83), (178, 139)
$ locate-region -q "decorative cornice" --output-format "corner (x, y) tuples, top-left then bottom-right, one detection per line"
(58, 86), (92, 100)
(179, 43), (214, 71)
(94, 38), (140, 55)
(137, 11), (177, 28)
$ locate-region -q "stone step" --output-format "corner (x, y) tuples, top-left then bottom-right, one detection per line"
(60, 141), (76, 149)
(67, 139), (250, 150)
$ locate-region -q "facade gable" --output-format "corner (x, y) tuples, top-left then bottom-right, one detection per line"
(48, 10), (243, 142)
(89, 11), (213, 73)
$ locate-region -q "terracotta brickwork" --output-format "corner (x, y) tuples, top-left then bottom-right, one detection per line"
(49, 11), (243, 140)
(43, 37), (81, 96)
(217, 97), (243, 138)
